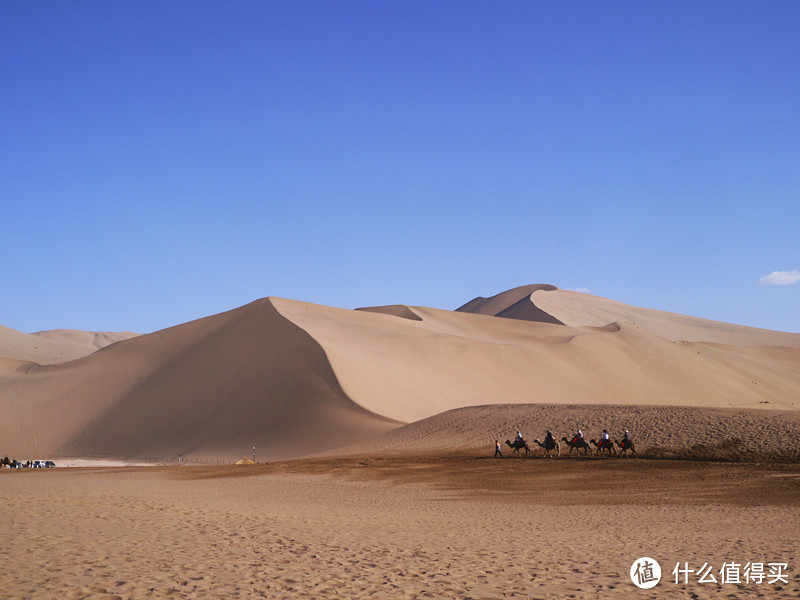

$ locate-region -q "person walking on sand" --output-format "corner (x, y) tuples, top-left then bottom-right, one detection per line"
(495, 440), (503, 458)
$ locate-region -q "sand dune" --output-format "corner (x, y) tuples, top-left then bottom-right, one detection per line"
(0, 325), (137, 364)
(533, 288), (800, 346)
(459, 284), (800, 346)
(1, 285), (799, 462)
(3, 285), (798, 600)
(325, 403), (800, 461)
(275, 296), (800, 424)
(0, 299), (398, 461)
(457, 283), (565, 324)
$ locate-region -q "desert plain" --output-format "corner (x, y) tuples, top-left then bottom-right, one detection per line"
(2, 285), (799, 599)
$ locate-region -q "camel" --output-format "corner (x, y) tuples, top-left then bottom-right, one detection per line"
(561, 437), (590, 456)
(505, 439), (531, 456)
(589, 438), (617, 457)
(533, 438), (560, 457)
(614, 439), (638, 458)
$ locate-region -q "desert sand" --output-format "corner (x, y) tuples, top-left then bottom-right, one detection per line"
(0, 325), (137, 366)
(2, 285), (799, 598)
(325, 403), (800, 462)
(1, 285), (799, 462)
(1, 458), (799, 599)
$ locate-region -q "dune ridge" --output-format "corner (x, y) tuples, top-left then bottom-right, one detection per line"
(0, 298), (398, 461)
(532, 288), (800, 346)
(456, 283), (564, 324)
(354, 304), (423, 321)
(275, 298), (800, 424)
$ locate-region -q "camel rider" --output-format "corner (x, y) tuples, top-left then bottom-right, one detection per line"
(573, 429), (584, 444)
(515, 430), (524, 444)
(621, 429), (631, 448)
(600, 429), (610, 443)
(544, 430), (554, 446)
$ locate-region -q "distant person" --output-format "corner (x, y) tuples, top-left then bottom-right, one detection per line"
(600, 429), (610, 442)
(515, 430), (524, 443)
(544, 430), (555, 446)
(573, 429), (584, 444)
(495, 440), (503, 458)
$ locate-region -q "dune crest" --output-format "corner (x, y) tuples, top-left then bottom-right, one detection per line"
(0, 298), (398, 461)
(273, 297), (800, 426)
(531, 288), (800, 346)
(355, 305), (423, 321)
(456, 283), (564, 324)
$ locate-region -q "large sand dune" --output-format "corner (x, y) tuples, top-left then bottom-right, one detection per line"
(275, 294), (800, 422)
(0, 299), (398, 461)
(1, 285), (798, 462)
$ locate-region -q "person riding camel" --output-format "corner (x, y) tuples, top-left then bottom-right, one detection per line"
(572, 429), (584, 444)
(515, 430), (524, 444)
(600, 429), (610, 443)
(621, 428), (631, 449)
(544, 429), (555, 446)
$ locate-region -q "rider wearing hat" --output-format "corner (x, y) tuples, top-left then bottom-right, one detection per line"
(572, 428), (584, 444)
(621, 428), (631, 448)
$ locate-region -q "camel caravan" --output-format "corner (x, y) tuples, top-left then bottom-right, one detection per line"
(497, 429), (637, 459)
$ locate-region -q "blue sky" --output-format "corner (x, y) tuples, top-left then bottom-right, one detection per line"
(2, 1), (799, 334)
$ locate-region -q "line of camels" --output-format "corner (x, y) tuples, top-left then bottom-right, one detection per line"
(504, 436), (637, 458)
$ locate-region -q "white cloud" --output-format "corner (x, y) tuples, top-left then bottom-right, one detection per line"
(759, 269), (800, 286)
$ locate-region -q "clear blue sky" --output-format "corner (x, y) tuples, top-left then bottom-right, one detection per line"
(2, 1), (799, 334)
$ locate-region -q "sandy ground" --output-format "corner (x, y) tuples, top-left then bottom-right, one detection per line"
(53, 459), (161, 468)
(2, 286), (799, 598)
(2, 456), (799, 600)
(327, 404), (800, 462)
